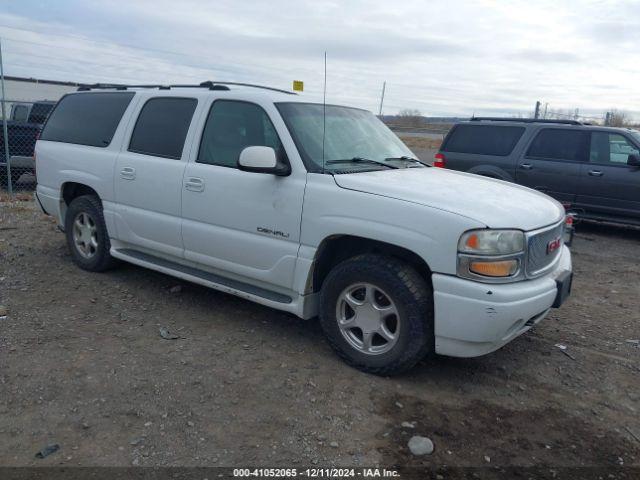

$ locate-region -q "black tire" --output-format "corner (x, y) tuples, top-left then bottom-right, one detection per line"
(319, 254), (434, 375)
(64, 195), (118, 272)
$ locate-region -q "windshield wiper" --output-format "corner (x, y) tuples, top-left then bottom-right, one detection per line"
(385, 156), (431, 167)
(325, 157), (399, 169)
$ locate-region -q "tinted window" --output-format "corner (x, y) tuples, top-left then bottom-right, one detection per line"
(40, 93), (134, 147)
(28, 102), (54, 124)
(129, 97), (197, 159)
(198, 100), (283, 167)
(12, 104), (29, 122)
(590, 132), (639, 165)
(443, 125), (525, 156)
(526, 129), (589, 161)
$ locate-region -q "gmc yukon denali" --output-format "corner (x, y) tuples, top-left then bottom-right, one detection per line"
(35, 82), (573, 374)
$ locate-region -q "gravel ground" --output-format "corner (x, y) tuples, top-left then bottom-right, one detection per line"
(1, 197), (639, 469)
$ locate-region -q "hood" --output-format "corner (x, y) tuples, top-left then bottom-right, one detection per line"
(332, 167), (564, 230)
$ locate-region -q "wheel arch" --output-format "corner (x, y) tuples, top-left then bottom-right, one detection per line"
(60, 182), (101, 224)
(467, 165), (513, 181)
(309, 234), (433, 294)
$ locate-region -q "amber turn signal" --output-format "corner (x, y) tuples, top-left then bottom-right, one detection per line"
(469, 260), (518, 277)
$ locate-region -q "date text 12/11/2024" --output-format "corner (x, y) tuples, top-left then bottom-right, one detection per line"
(232, 468), (401, 477)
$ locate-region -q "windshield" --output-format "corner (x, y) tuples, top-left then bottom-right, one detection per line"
(630, 130), (640, 145)
(276, 102), (415, 172)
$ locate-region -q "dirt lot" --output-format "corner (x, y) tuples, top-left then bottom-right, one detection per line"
(1, 196), (639, 470)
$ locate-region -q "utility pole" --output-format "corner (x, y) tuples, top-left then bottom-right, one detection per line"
(0, 38), (12, 196)
(378, 81), (386, 117)
(534, 101), (541, 119)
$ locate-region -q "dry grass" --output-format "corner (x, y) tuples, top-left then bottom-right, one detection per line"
(0, 192), (32, 203)
(398, 136), (442, 150)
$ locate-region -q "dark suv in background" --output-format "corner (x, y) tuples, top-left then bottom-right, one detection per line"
(0, 100), (56, 187)
(436, 118), (640, 226)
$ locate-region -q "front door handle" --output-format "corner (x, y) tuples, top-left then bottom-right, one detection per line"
(519, 163), (533, 170)
(588, 170), (604, 177)
(120, 166), (136, 180)
(185, 177), (205, 192)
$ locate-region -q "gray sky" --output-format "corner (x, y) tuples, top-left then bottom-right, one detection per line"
(0, 0), (638, 119)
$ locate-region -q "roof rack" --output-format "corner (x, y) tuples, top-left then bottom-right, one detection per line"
(77, 80), (296, 95)
(469, 117), (582, 125)
(198, 80), (296, 95)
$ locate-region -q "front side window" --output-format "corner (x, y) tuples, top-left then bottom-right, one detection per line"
(40, 92), (135, 147)
(276, 102), (414, 172)
(198, 100), (284, 167)
(526, 128), (590, 162)
(129, 97), (197, 159)
(590, 132), (639, 165)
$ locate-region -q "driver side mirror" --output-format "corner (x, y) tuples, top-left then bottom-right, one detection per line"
(627, 153), (640, 167)
(238, 146), (290, 176)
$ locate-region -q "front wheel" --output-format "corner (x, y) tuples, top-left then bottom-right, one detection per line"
(319, 254), (434, 375)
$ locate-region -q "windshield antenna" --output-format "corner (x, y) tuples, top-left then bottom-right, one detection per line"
(322, 51), (327, 174)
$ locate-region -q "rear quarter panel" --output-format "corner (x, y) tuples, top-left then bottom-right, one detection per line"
(34, 94), (140, 231)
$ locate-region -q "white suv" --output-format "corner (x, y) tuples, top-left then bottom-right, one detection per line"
(35, 82), (572, 374)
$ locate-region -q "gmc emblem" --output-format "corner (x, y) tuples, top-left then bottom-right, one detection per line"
(547, 237), (562, 254)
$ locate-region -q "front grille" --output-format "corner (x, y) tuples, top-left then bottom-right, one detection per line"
(526, 221), (564, 276)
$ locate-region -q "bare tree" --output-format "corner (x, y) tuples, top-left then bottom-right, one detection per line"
(608, 109), (629, 127)
(397, 109), (424, 127)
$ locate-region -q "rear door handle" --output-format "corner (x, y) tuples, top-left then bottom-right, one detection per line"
(588, 170), (604, 177)
(120, 166), (136, 180)
(185, 177), (205, 192)
(519, 163), (533, 170)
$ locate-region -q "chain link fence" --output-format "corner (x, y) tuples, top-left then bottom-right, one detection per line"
(1, 98), (46, 195)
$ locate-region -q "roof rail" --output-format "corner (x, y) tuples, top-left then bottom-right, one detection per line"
(77, 80), (296, 95)
(77, 82), (228, 91)
(469, 117), (582, 125)
(197, 80), (296, 95)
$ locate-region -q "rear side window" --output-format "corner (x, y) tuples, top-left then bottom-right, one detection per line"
(129, 97), (197, 159)
(443, 125), (525, 156)
(526, 129), (589, 162)
(12, 104), (29, 122)
(40, 92), (134, 147)
(28, 103), (54, 124)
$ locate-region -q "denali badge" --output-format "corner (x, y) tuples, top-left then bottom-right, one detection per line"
(547, 237), (562, 254)
(257, 227), (290, 239)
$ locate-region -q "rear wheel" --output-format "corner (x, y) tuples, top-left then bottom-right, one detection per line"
(64, 195), (117, 272)
(319, 254), (434, 375)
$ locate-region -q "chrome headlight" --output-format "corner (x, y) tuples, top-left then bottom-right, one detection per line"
(458, 229), (525, 255)
(457, 229), (525, 282)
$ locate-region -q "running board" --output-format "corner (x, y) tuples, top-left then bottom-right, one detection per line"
(113, 248), (293, 304)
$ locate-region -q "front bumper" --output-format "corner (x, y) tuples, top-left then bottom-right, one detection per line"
(433, 245), (572, 358)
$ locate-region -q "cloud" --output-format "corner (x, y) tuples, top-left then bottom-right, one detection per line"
(507, 50), (582, 64)
(0, 0), (638, 119)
